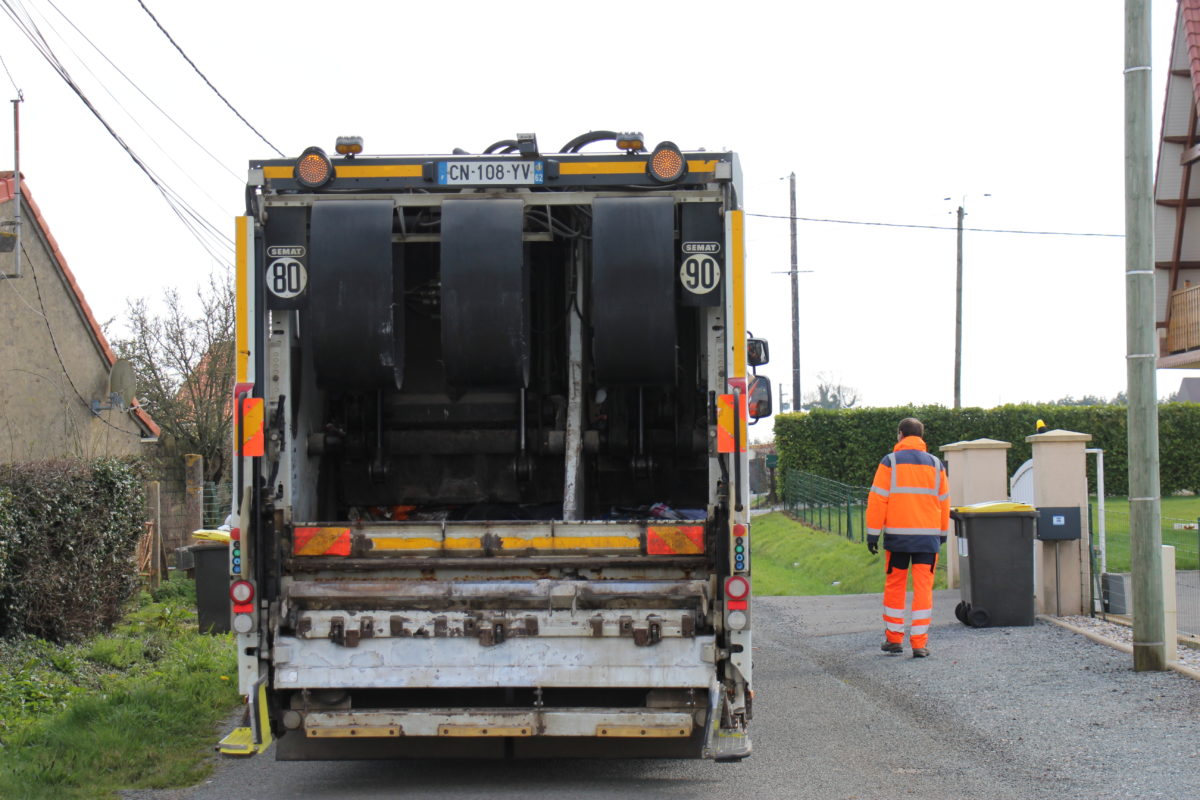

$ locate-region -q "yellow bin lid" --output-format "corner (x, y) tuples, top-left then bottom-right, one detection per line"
(952, 501), (1035, 514)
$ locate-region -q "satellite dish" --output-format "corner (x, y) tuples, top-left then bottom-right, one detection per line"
(108, 359), (137, 409)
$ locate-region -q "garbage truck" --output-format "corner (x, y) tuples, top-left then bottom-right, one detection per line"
(219, 130), (772, 761)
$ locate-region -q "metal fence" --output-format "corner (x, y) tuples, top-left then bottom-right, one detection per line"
(780, 471), (870, 542)
(1089, 502), (1200, 640)
(203, 482), (233, 528)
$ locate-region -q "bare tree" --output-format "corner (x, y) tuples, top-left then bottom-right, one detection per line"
(803, 372), (861, 410)
(112, 271), (234, 483)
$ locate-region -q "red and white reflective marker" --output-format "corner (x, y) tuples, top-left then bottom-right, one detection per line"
(725, 575), (750, 600)
(230, 580), (254, 604)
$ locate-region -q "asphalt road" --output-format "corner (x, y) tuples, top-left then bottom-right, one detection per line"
(135, 591), (1200, 800)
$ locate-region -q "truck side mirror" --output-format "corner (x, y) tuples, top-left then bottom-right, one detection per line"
(747, 338), (769, 367)
(747, 375), (773, 419)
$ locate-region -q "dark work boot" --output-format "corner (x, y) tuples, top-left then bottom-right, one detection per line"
(881, 642), (903, 654)
(912, 647), (930, 658)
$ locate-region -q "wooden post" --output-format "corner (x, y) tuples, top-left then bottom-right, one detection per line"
(184, 454), (204, 541)
(147, 481), (161, 590)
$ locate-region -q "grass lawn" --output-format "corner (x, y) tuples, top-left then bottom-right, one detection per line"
(752, 511), (947, 595)
(1092, 495), (1200, 572)
(0, 579), (241, 799)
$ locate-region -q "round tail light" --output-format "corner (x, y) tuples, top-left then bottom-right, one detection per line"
(725, 575), (751, 601)
(230, 580), (255, 604)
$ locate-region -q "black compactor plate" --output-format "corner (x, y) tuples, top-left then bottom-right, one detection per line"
(591, 197), (676, 386)
(440, 199), (530, 389)
(307, 200), (403, 389)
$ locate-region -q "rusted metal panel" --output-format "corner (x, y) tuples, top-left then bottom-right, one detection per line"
(289, 609), (698, 642)
(272, 635), (717, 689)
(300, 709), (695, 738)
(283, 554), (709, 573)
(282, 578), (710, 613)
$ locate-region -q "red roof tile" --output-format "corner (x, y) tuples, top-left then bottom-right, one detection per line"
(1, 171), (160, 437)
(1183, 0), (1200, 108)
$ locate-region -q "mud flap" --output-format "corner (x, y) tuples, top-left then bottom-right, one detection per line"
(591, 196), (676, 385)
(306, 199), (402, 389)
(440, 199), (529, 388)
(217, 673), (274, 757)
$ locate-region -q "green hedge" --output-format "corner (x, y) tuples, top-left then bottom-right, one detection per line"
(0, 459), (147, 642)
(774, 403), (1200, 497)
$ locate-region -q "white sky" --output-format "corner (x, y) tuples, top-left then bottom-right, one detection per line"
(0, 0), (1187, 433)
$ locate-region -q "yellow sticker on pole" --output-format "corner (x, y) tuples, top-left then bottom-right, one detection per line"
(717, 394), (747, 453)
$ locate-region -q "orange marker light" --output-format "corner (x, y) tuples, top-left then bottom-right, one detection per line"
(647, 141), (687, 183)
(295, 146), (333, 187)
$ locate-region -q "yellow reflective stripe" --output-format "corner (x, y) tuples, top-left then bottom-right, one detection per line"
(371, 537), (477, 551)
(261, 164), (423, 180)
(731, 210), (746, 380)
(558, 159), (717, 176)
(500, 536), (640, 550)
(334, 164), (423, 178)
(235, 216), (251, 384)
(370, 535), (641, 551)
(264, 161), (716, 180)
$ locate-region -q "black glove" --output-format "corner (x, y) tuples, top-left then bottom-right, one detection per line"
(867, 541), (879, 555)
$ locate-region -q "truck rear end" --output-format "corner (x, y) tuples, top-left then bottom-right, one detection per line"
(224, 131), (770, 760)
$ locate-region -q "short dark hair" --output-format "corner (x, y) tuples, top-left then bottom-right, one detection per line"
(898, 417), (924, 438)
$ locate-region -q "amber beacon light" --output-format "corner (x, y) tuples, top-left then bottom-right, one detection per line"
(647, 140), (687, 183)
(295, 146), (334, 187)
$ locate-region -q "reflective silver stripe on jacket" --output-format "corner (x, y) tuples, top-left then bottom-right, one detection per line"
(871, 486), (890, 498)
(891, 486), (940, 496)
(882, 527), (947, 536)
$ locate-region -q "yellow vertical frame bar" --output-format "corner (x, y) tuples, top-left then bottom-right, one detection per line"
(729, 210), (747, 446)
(235, 216), (253, 384)
(730, 210), (747, 380)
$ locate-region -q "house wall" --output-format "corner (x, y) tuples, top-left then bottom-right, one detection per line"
(0, 194), (146, 462)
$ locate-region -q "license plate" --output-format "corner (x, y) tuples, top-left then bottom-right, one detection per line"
(437, 161), (544, 186)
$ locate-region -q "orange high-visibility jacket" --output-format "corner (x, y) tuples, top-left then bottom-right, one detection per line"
(865, 436), (950, 554)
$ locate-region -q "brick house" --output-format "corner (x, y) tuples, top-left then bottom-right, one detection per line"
(0, 172), (159, 461)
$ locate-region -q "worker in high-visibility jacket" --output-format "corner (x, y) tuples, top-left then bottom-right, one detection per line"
(865, 417), (950, 658)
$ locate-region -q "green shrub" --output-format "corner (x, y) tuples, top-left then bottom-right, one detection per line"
(774, 403), (1200, 497)
(0, 458), (147, 642)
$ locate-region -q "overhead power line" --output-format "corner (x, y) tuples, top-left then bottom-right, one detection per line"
(135, 0), (283, 157)
(1, 0), (232, 266)
(0, 47), (19, 94)
(746, 212), (1124, 238)
(44, 0), (241, 183)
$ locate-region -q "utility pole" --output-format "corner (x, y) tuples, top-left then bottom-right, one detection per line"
(6, 93), (22, 279)
(1124, 0), (1165, 671)
(789, 172), (800, 411)
(954, 204), (964, 409)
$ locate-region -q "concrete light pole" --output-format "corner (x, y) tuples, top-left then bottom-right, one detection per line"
(1124, 0), (1165, 672)
(947, 194), (989, 409)
(789, 172), (800, 410)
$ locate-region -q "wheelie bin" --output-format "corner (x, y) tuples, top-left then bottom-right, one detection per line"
(950, 502), (1037, 627)
(190, 541), (231, 633)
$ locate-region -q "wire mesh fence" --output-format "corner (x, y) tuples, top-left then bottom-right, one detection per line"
(780, 471), (870, 542)
(203, 482), (232, 528)
(1090, 500), (1200, 638)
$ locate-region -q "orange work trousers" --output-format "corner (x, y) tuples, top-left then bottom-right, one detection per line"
(883, 551), (938, 649)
